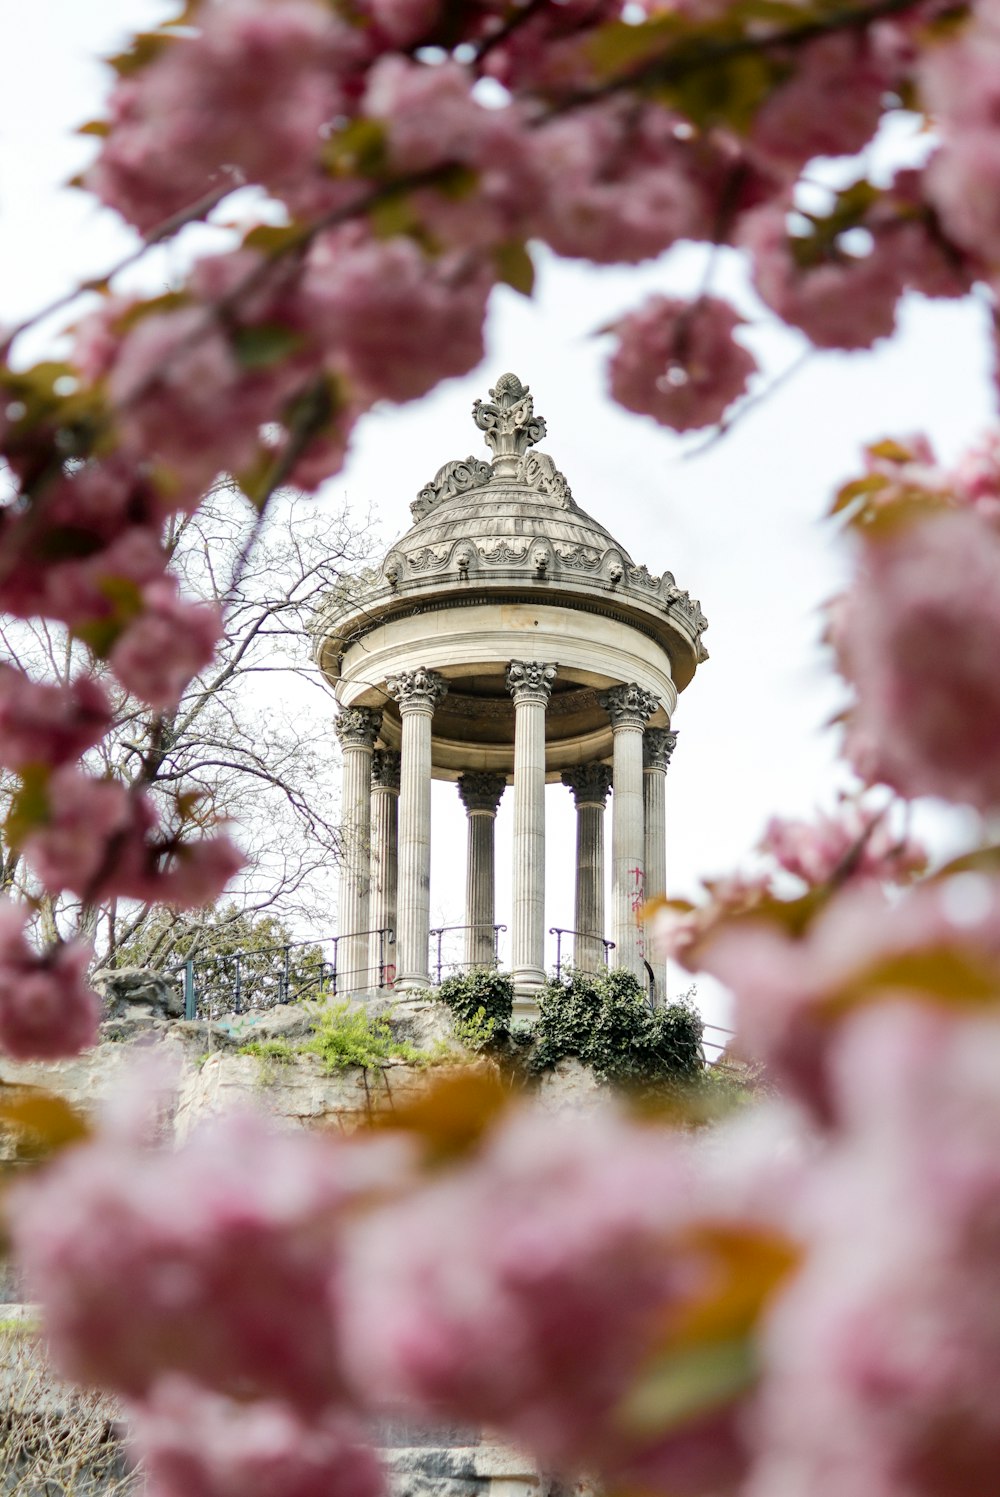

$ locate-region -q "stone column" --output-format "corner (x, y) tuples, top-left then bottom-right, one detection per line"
(369, 749), (401, 987)
(599, 684), (659, 983)
(385, 668), (448, 994)
(643, 728), (677, 1005)
(334, 706), (382, 994)
(457, 772), (507, 970)
(560, 762), (612, 974)
(507, 660), (557, 1002)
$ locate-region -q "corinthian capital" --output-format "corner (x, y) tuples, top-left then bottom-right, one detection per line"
(506, 660), (557, 705)
(644, 728), (678, 773)
(386, 667), (448, 713)
(457, 771), (507, 815)
(599, 683), (659, 730)
(334, 706), (382, 749)
(371, 748), (402, 791)
(561, 762), (613, 807)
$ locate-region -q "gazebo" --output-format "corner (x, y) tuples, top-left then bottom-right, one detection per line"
(311, 374), (708, 1010)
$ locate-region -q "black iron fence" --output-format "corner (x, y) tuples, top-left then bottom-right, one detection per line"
(167, 927), (394, 1020)
(427, 923), (507, 984)
(548, 927), (616, 982)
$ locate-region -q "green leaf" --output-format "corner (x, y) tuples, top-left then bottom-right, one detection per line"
(106, 30), (179, 77)
(494, 242), (535, 297)
(368, 190), (421, 240)
(321, 118), (388, 178)
(242, 222), (307, 258)
(76, 119), (110, 138)
(618, 1336), (757, 1435)
(231, 323), (304, 371)
(586, 14), (685, 78)
(3, 767), (51, 851)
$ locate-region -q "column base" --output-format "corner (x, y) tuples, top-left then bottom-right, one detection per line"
(512, 970), (546, 1021)
(392, 976), (433, 1000)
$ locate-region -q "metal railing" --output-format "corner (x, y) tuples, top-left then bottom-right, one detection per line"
(168, 927), (394, 1020)
(428, 924), (507, 984)
(549, 927), (616, 982)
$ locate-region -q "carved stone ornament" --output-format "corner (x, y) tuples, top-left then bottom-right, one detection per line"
(516, 450), (574, 506)
(457, 771), (507, 815)
(334, 706), (382, 749)
(506, 659), (557, 704)
(371, 748), (402, 791)
(561, 762), (613, 807)
(473, 373), (546, 478)
(644, 728), (678, 773)
(411, 456), (495, 521)
(599, 683), (659, 729)
(385, 668), (448, 713)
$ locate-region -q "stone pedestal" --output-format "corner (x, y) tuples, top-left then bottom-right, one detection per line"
(507, 661), (556, 1008)
(643, 728), (677, 1004)
(334, 707), (382, 994)
(600, 685), (659, 984)
(370, 749), (401, 987)
(457, 772), (506, 969)
(386, 670), (447, 994)
(560, 762), (612, 974)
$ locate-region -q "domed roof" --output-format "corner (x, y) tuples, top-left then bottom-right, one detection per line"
(313, 373), (708, 692)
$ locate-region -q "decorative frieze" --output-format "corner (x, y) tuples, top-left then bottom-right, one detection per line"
(599, 683), (659, 729)
(371, 748), (402, 792)
(457, 771), (507, 816)
(507, 660), (557, 705)
(561, 762), (613, 807)
(334, 707), (382, 749)
(644, 728), (678, 773)
(386, 668), (448, 714)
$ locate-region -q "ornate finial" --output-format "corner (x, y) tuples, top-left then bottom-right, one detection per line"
(473, 374), (546, 478)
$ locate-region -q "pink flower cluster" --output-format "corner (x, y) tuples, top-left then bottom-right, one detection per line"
(760, 799), (926, 888)
(608, 295), (758, 432)
(833, 507), (1000, 810)
(0, 900), (99, 1060)
(0, 668), (111, 772)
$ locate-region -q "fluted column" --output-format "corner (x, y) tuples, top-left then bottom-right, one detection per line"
(370, 749), (401, 987)
(457, 772), (507, 970)
(599, 684), (659, 982)
(560, 763), (612, 974)
(385, 668), (448, 994)
(507, 660), (556, 1001)
(334, 706), (382, 993)
(643, 729), (677, 1005)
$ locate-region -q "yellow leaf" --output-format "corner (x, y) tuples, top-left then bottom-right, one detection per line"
(0, 1086), (90, 1157)
(375, 1068), (511, 1165)
(494, 242), (535, 297)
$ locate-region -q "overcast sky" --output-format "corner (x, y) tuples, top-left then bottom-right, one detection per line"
(2, 1), (992, 1032)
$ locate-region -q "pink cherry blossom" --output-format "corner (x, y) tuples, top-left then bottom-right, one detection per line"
(607, 295), (758, 431)
(689, 874), (1000, 1122)
(0, 524), (167, 631)
(0, 669), (112, 771)
(108, 581), (222, 708)
(925, 131), (1000, 264)
(530, 102), (770, 266)
(750, 34), (888, 170)
(149, 833), (245, 910)
(950, 428), (1000, 522)
(127, 1379), (384, 1497)
(20, 766), (136, 899)
(742, 203), (903, 350)
(342, 1102), (773, 1494)
(832, 506), (1000, 809)
(760, 799), (926, 888)
(362, 0), (441, 48)
(304, 227), (493, 404)
(361, 57), (542, 251)
(752, 1003), (1000, 1497)
(86, 0), (367, 232)
(0, 901), (99, 1060)
(9, 1108), (409, 1409)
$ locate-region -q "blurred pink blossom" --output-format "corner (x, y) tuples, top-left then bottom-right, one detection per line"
(608, 295), (757, 431)
(10, 1109), (410, 1409)
(0, 901), (99, 1060)
(127, 1378), (384, 1497)
(108, 581), (222, 709)
(833, 507), (1000, 809)
(0, 669), (112, 772)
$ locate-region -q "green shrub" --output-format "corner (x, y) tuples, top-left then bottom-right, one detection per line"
(436, 968), (514, 1036)
(299, 1002), (426, 1072)
(236, 1037), (295, 1062)
(531, 969), (705, 1091)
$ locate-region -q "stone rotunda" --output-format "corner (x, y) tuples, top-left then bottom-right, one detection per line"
(312, 374), (708, 1010)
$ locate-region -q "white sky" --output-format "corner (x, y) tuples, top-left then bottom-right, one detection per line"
(2, 0), (992, 1033)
